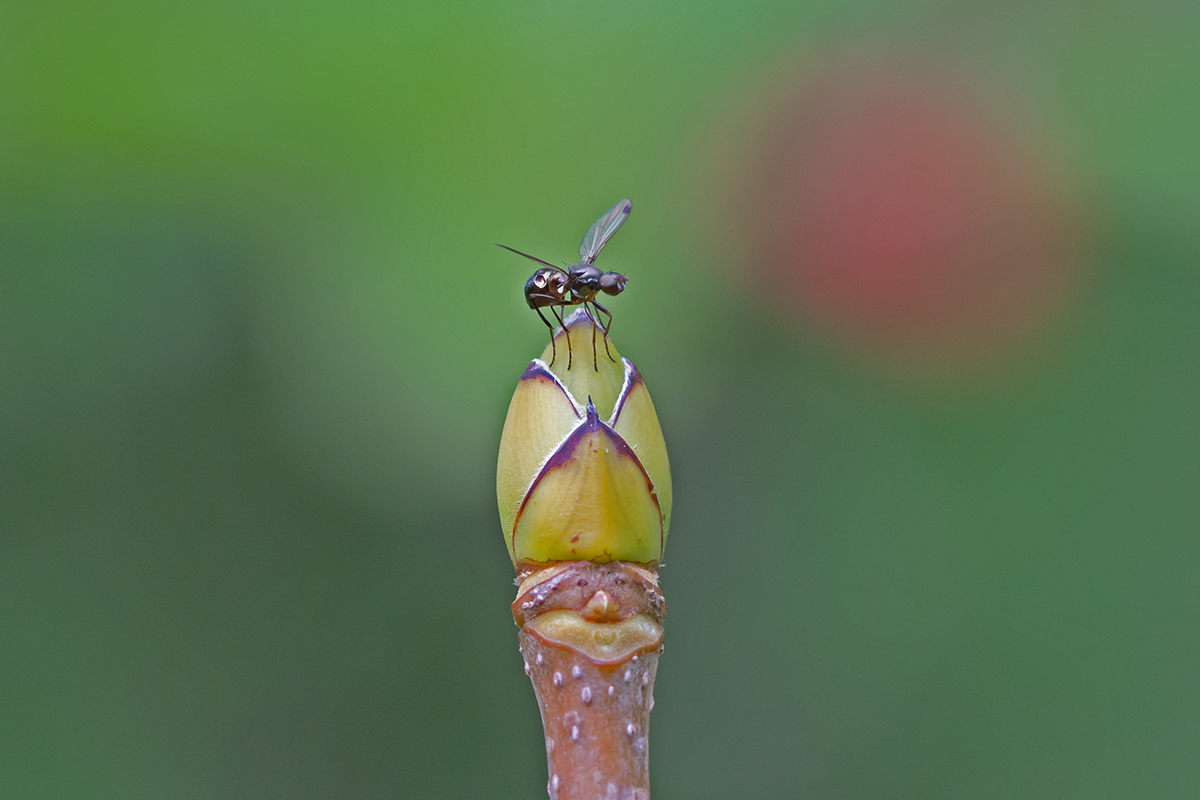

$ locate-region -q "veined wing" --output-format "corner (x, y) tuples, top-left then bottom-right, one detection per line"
(579, 199), (632, 264)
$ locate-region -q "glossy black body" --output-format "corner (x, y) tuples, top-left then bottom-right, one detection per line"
(498, 199), (633, 370)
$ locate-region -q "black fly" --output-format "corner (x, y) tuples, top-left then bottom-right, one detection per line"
(498, 199), (631, 370)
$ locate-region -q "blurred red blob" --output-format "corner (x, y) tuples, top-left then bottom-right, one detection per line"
(740, 57), (1082, 368)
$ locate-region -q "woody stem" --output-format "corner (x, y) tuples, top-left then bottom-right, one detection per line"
(513, 561), (666, 800)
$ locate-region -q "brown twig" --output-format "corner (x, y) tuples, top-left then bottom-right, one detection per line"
(514, 561), (666, 800)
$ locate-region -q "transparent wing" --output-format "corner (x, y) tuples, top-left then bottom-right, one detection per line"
(579, 199), (632, 264)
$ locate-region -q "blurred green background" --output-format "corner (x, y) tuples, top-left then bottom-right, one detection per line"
(3, 2), (1198, 798)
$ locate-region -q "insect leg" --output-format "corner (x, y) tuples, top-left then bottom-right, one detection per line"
(591, 299), (616, 363)
(534, 306), (557, 365)
(550, 305), (572, 370)
(580, 303), (600, 371)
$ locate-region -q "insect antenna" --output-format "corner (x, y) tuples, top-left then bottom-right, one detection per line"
(495, 243), (564, 272)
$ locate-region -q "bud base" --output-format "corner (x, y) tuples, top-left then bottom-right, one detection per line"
(515, 561), (665, 800)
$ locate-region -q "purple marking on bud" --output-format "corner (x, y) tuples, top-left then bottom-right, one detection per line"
(510, 398), (663, 542)
(608, 358), (645, 426)
(519, 359), (582, 419)
(519, 360), (547, 381)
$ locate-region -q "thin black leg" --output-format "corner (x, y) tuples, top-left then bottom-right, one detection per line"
(582, 303), (599, 371)
(550, 305), (572, 370)
(535, 306), (557, 365)
(591, 299), (616, 362)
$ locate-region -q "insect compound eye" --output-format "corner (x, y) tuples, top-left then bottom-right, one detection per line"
(600, 273), (627, 295)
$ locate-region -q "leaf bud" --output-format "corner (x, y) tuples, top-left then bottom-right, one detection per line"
(497, 310), (672, 570)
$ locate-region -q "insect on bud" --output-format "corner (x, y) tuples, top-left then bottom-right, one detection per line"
(497, 309), (672, 572)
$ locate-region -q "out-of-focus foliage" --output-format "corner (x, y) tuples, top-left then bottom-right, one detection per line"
(2, 2), (1197, 798)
